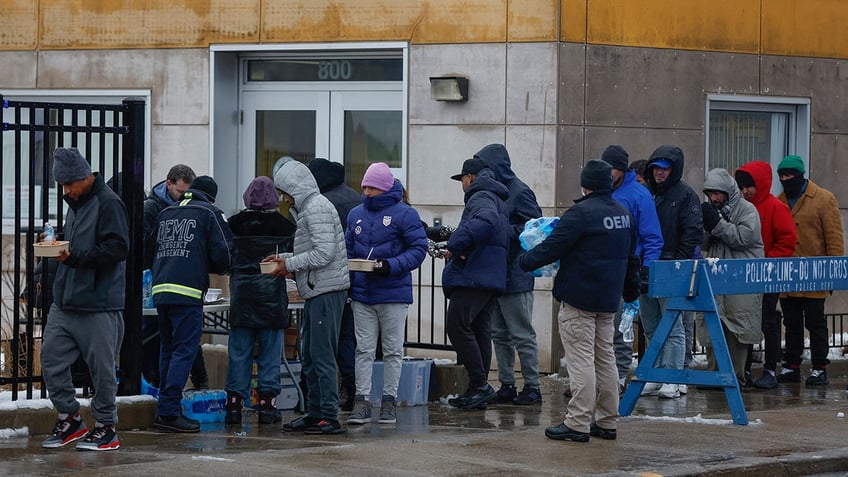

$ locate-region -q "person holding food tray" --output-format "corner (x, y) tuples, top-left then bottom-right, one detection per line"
(344, 163), (428, 425)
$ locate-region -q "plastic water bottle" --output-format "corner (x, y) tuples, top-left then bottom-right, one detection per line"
(43, 221), (55, 244)
(142, 269), (153, 308)
(619, 301), (640, 343)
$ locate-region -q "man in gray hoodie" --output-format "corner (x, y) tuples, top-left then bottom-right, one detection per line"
(267, 158), (351, 435)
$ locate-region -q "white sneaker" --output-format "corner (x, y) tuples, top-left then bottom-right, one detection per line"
(657, 383), (680, 399)
(677, 384), (688, 395)
(640, 382), (662, 396)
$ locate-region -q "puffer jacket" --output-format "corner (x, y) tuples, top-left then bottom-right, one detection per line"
(274, 160), (350, 299)
(736, 161), (796, 258)
(474, 144), (542, 293)
(645, 146), (704, 260)
(777, 178), (844, 299)
(53, 173), (129, 312)
(700, 168), (764, 344)
(346, 180), (428, 304)
(228, 209), (295, 329)
(151, 189), (233, 305)
(613, 170), (664, 266)
(442, 168), (510, 297)
(143, 180), (174, 269)
(307, 158), (361, 231)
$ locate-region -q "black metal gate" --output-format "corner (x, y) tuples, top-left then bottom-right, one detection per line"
(1, 96), (145, 400)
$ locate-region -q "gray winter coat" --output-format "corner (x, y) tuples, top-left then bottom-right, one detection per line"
(274, 159), (350, 299)
(700, 168), (764, 345)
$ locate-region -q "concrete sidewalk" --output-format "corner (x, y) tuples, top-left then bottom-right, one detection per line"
(2, 362), (848, 476)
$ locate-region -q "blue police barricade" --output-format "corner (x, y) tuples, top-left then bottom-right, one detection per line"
(620, 256), (848, 425)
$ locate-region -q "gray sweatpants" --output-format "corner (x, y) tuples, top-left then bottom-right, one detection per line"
(41, 305), (124, 425)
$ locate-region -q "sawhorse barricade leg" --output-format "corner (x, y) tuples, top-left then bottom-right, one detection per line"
(619, 263), (748, 425)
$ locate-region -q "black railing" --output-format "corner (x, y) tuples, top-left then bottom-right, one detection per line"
(0, 96), (145, 399)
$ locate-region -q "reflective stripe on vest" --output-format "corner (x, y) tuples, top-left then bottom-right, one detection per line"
(152, 283), (203, 300)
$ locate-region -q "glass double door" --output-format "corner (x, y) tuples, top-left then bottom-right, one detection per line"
(240, 90), (402, 197)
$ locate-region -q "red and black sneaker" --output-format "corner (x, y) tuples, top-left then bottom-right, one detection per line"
(76, 425), (120, 451)
(42, 415), (89, 448)
(303, 418), (346, 435)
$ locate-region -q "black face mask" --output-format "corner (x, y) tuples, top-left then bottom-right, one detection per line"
(780, 175), (806, 198)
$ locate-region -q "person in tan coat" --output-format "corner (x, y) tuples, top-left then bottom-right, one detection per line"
(775, 155), (844, 386)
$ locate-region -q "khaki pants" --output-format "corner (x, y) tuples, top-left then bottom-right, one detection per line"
(559, 302), (618, 432)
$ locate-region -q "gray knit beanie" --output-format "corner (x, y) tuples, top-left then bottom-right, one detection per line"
(53, 148), (92, 183)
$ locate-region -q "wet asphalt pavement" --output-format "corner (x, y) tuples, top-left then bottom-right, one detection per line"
(3, 364), (848, 476)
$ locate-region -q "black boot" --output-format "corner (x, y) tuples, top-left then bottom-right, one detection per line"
(225, 392), (242, 425)
(257, 392), (282, 424)
(340, 385), (356, 412)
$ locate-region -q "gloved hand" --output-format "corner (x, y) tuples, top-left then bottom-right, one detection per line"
(701, 202), (721, 232)
(373, 259), (391, 276)
(719, 204), (731, 221)
(639, 266), (650, 294)
(622, 300), (640, 317)
(425, 226), (452, 242)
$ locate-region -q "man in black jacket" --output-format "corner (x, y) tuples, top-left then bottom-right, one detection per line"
(150, 176), (233, 433)
(307, 158), (361, 411)
(41, 148), (129, 451)
(640, 145), (703, 399)
(519, 160), (640, 443)
(475, 144), (544, 405)
(141, 164), (209, 391)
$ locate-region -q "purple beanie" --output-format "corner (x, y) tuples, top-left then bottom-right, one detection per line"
(361, 162), (395, 192)
(243, 176), (280, 210)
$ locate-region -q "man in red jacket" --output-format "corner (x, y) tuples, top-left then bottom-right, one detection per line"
(735, 161), (797, 389)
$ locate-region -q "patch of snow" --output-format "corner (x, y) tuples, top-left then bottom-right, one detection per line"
(192, 455), (235, 462)
(0, 427), (28, 439)
(627, 413), (764, 426)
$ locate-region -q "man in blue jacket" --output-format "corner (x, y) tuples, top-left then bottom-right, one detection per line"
(41, 148), (129, 451)
(150, 176), (233, 433)
(443, 158), (510, 410)
(519, 160), (640, 443)
(601, 145), (664, 392)
(475, 144), (544, 405)
(345, 163), (428, 424)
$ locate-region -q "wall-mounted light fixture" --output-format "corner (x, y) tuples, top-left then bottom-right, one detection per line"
(429, 76), (469, 102)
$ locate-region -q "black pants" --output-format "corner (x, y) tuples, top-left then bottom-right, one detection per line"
(446, 288), (497, 388)
(780, 296), (829, 368)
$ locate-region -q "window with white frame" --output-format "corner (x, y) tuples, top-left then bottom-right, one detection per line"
(706, 95), (810, 195)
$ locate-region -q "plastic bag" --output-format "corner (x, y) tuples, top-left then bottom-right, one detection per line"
(519, 217), (560, 277)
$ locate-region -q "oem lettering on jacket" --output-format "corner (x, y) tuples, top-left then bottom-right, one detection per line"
(156, 218), (198, 257)
(604, 214), (631, 230)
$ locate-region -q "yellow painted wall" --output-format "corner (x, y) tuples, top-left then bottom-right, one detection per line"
(579, 0), (761, 53)
(762, 0), (848, 58)
(0, 0), (37, 49)
(0, 0), (846, 59)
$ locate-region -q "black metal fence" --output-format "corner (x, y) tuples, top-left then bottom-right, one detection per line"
(0, 96), (146, 400)
(405, 254), (848, 363)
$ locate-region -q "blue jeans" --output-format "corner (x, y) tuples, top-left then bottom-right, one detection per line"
(638, 296), (685, 370)
(226, 327), (283, 399)
(491, 291), (540, 387)
(302, 290), (345, 421)
(156, 304), (203, 417)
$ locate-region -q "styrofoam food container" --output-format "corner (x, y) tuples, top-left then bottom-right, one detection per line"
(33, 240), (69, 257)
(204, 288), (222, 302)
(348, 259), (377, 272)
(259, 261), (277, 274)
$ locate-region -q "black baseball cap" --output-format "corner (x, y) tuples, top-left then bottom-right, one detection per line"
(450, 158), (489, 181)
